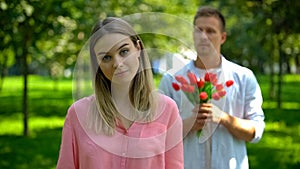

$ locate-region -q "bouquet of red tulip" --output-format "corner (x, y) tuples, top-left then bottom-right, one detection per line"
(172, 71), (234, 137)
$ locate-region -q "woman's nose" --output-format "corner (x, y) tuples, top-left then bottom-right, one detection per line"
(113, 55), (123, 68)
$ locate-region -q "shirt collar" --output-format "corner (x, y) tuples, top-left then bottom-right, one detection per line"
(187, 55), (225, 75)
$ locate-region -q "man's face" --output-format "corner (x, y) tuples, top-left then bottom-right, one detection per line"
(193, 16), (226, 57)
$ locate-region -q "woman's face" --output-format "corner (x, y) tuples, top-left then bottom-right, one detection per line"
(94, 33), (140, 85)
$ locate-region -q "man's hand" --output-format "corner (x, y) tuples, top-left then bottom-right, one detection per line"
(193, 103), (224, 124)
(182, 103), (225, 137)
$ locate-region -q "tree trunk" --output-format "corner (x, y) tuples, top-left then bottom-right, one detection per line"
(22, 32), (30, 137)
(277, 39), (283, 109)
(285, 54), (291, 74)
(295, 54), (300, 73)
(269, 35), (277, 99)
(22, 54), (29, 136)
(0, 54), (8, 91)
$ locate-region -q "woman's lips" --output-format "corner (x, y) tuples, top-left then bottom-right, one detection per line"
(114, 70), (128, 76)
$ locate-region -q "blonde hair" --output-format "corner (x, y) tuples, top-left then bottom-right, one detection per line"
(88, 17), (156, 135)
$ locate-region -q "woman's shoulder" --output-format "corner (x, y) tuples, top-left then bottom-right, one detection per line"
(156, 93), (179, 119)
(67, 95), (95, 116)
(64, 95), (95, 128)
(155, 93), (181, 127)
(158, 93), (177, 107)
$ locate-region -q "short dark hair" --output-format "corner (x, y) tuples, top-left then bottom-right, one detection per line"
(193, 6), (226, 32)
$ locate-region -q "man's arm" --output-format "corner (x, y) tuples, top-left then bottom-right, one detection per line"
(220, 113), (255, 142)
(182, 115), (199, 138)
(159, 74), (197, 138)
(217, 70), (264, 142)
(182, 105), (207, 138)
(195, 103), (258, 142)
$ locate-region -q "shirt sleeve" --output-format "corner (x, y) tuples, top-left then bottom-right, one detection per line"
(164, 97), (184, 169)
(159, 73), (174, 98)
(159, 72), (194, 120)
(56, 106), (79, 169)
(244, 71), (265, 143)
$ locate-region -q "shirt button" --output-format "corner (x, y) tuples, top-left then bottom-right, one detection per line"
(122, 152), (126, 156)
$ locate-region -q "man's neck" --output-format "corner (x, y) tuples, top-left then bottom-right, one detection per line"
(194, 54), (222, 69)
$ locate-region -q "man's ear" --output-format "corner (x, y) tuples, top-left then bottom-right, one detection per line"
(220, 32), (227, 45)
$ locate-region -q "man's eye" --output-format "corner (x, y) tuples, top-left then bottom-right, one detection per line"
(120, 49), (129, 56)
(207, 29), (215, 34)
(194, 26), (202, 31)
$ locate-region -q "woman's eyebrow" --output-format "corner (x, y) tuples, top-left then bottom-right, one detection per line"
(97, 43), (129, 56)
(117, 43), (129, 50)
(97, 51), (107, 56)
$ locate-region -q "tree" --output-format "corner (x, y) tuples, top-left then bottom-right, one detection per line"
(0, 0), (91, 136)
(211, 0), (300, 109)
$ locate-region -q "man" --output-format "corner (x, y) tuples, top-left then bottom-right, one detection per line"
(159, 6), (265, 169)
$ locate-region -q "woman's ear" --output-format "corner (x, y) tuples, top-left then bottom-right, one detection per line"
(136, 40), (143, 59)
(136, 40), (141, 50)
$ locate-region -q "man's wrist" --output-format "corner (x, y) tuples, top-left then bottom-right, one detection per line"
(220, 112), (229, 125)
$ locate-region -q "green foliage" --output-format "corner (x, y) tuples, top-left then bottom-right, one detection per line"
(0, 76), (73, 168)
(1, 0), (300, 78)
(0, 75), (300, 168)
(201, 0), (300, 74)
(0, 0), (200, 78)
(1, 0), (299, 167)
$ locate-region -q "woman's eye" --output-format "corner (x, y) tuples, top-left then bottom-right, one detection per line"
(120, 49), (129, 56)
(102, 55), (111, 62)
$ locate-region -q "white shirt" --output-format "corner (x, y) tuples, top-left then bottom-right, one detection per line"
(159, 56), (265, 169)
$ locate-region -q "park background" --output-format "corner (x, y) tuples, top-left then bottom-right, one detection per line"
(0, 0), (300, 168)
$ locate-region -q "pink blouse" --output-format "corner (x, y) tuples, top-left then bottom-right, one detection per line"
(56, 94), (183, 169)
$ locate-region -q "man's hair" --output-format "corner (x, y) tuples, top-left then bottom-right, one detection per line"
(193, 6), (226, 32)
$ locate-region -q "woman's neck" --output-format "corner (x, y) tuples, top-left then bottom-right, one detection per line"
(111, 82), (130, 99)
(111, 83), (134, 129)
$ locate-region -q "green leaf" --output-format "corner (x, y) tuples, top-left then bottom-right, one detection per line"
(197, 129), (202, 137)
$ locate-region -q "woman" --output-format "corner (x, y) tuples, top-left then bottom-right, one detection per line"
(56, 17), (183, 169)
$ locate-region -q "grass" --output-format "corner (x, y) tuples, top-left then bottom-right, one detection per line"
(247, 74), (300, 169)
(0, 74), (300, 169)
(0, 76), (73, 169)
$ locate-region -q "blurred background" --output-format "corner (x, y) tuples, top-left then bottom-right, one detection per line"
(0, 0), (299, 168)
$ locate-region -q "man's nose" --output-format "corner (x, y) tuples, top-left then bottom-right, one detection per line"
(200, 31), (209, 40)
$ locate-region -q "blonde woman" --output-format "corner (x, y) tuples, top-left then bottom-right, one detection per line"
(56, 17), (183, 169)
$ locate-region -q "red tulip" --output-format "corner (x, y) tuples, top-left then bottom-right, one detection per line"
(225, 80), (234, 87)
(204, 72), (218, 83)
(181, 84), (195, 93)
(211, 73), (218, 85)
(199, 92), (208, 100)
(172, 72), (234, 107)
(175, 75), (188, 84)
(187, 72), (197, 85)
(204, 73), (210, 82)
(215, 84), (224, 91)
(197, 78), (205, 89)
(212, 92), (220, 100)
(172, 82), (180, 91)
(218, 90), (226, 97)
